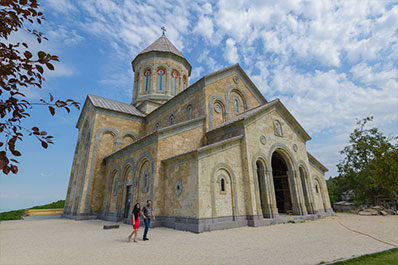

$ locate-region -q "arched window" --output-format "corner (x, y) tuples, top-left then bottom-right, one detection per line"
(183, 75), (187, 89)
(234, 98), (239, 114)
(158, 69), (165, 91)
(172, 71), (178, 94)
(187, 105), (193, 120)
(315, 182), (319, 193)
(154, 122), (160, 131)
(169, 114), (175, 125)
(142, 170), (149, 193)
(221, 178), (225, 192)
(144, 70), (151, 92)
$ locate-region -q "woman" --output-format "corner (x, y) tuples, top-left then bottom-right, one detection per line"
(128, 203), (141, 243)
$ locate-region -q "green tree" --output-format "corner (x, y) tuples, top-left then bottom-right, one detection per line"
(333, 117), (397, 205)
(0, 0), (79, 174)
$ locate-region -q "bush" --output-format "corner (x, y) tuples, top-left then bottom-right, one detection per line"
(0, 200), (65, 221)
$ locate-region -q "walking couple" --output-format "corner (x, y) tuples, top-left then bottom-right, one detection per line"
(128, 200), (155, 243)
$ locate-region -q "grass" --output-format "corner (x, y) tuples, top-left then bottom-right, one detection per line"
(330, 248), (398, 265)
(0, 200), (65, 221)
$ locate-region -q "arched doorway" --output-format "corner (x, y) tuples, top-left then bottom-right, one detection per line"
(299, 167), (313, 214)
(256, 160), (268, 217)
(272, 152), (292, 213)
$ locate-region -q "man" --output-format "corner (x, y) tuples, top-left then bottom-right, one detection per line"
(142, 200), (155, 241)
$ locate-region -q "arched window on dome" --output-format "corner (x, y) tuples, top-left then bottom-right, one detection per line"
(172, 71), (178, 94)
(144, 70), (151, 92)
(157, 68), (165, 91)
(183, 75), (187, 89)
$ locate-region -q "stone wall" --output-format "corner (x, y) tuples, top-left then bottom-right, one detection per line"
(204, 72), (262, 131)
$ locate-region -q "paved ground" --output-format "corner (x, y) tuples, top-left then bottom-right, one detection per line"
(0, 213), (397, 265)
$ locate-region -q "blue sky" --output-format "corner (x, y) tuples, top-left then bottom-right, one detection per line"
(1, 0), (397, 212)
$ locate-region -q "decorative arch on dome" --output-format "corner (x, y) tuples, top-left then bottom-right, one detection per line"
(157, 67), (166, 92)
(171, 70), (179, 94)
(143, 69), (151, 92)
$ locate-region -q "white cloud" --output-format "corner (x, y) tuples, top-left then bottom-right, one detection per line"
(224, 38), (239, 64)
(40, 0), (398, 178)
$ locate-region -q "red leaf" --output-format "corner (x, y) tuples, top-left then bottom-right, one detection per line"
(49, 93), (54, 101)
(10, 165), (18, 174)
(48, 106), (55, 116)
(46, 63), (54, 70)
(36, 64), (43, 74)
(11, 149), (21, 156)
(3, 166), (10, 175)
(24, 51), (32, 59)
(41, 141), (48, 149)
(38, 51), (46, 58)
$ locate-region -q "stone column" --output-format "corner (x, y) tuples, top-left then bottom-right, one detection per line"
(266, 169), (279, 218)
(288, 170), (307, 215)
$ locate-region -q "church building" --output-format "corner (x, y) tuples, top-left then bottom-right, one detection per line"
(63, 31), (333, 233)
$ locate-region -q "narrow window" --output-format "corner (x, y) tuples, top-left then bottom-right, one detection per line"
(172, 71), (178, 94)
(234, 98), (239, 114)
(144, 70), (151, 91)
(221, 178), (225, 192)
(315, 183), (319, 193)
(158, 69), (164, 91)
(154, 122), (160, 131)
(187, 105), (192, 120)
(169, 114), (175, 125)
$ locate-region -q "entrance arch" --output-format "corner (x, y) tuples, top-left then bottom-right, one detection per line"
(271, 152), (293, 213)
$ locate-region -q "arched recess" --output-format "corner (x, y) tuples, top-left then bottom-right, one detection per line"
(87, 127), (119, 213)
(297, 162), (315, 214)
(225, 85), (250, 115)
(117, 159), (135, 219)
(104, 164), (120, 214)
(268, 144), (306, 215)
(208, 95), (227, 130)
(313, 176), (327, 212)
(210, 163), (238, 219)
(117, 130), (138, 150)
(225, 85), (249, 117)
(134, 152), (155, 205)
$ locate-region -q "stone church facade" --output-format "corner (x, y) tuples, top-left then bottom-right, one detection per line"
(63, 33), (333, 233)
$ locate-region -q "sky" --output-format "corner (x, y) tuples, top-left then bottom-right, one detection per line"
(1, 0), (397, 212)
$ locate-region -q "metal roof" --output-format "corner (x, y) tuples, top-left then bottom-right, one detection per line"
(88, 94), (146, 117)
(138, 35), (184, 58)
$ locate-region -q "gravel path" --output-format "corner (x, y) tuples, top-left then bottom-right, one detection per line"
(1, 213), (397, 265)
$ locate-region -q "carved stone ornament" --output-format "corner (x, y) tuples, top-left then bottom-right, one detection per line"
(233, 75), (240, 84)
(174, 179), (182, 196)
(293, 144), (298, 152)
(214, 103), (222, 113)
(273, 120), (283, 137)
(260, 135), (267, 145)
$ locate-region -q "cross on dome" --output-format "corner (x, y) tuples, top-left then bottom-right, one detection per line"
(161, 26), (166, 36)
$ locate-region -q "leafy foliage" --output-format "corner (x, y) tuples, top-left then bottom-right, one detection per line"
(327, 117), (398, 205)
(0, 200), (65, 221)
(30, 199), (64, 209)
(0, 0), (80, 174)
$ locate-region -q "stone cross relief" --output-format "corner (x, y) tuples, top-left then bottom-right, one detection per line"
(274, 120), (283, 137)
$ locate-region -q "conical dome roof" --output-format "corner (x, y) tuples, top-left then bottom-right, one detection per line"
(132, 34), (191, 75)
(138, 35), (184, 58)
